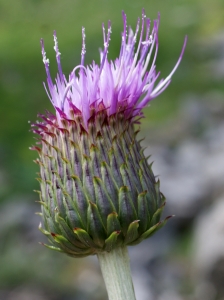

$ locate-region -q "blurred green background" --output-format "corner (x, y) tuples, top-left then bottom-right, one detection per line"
(0, 0), (224, 299)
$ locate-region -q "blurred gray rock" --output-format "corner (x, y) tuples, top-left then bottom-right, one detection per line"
(144, 105), (224, 220)
(193, 195), (224, 299)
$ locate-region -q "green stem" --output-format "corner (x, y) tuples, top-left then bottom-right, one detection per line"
(97, 246), (136, 300)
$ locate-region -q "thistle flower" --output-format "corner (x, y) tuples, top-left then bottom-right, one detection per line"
(31, 10), (187, 259)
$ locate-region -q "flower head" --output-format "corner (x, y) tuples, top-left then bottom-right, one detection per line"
(41, 9), (187, 128)
(31, 10), (186, 257)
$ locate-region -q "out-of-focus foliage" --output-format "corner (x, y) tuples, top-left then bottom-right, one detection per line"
(0, 0), (224, 299)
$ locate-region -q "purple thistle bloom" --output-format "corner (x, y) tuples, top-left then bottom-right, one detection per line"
(31, 10), (187, 257)
(41, 9), (187, 128)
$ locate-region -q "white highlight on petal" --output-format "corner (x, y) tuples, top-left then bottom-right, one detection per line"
(81, 27), (86, 56)
(42, 50), (49, 65)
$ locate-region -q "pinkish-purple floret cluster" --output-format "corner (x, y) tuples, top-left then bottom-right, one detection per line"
(41, 9), (187, 127)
